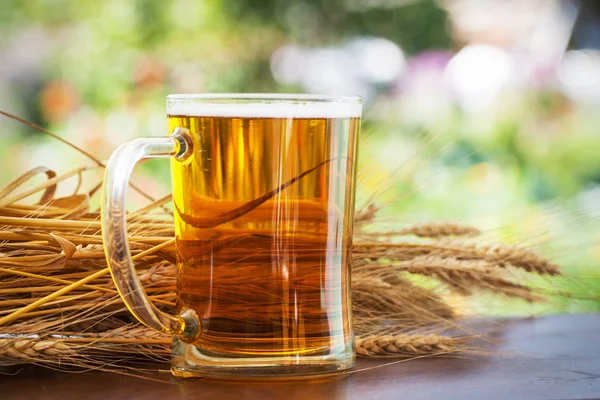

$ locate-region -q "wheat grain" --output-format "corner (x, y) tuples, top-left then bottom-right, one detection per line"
(356, 334), (465, 357)
(0, 338), (77, 360)
(440, 240), (559, 275)
(354, 203), (380, 226)
(398, 256), (541, 301)
(359, 222), (480, 238)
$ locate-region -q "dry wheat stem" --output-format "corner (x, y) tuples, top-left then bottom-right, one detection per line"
(0, 268), (114, 293)
(352, 277), (454, 328)
(0, 168), (97, 208)
(0, 239), (175, 326)
(0, 110), (164, 205)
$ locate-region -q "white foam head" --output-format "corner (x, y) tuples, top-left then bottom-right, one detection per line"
(167, 94), (362, 118)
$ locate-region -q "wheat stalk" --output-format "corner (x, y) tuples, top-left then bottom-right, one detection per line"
(0, 338), (78, 361)
(352, 276), (454, 335)
(357, 221), (480, 238)
(394, 256), (542, 301)
(356, 334), (466, 357)
(437, 239), (560, 275)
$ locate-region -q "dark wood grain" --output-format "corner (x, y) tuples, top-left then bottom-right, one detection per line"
(2, 315), (599, 400)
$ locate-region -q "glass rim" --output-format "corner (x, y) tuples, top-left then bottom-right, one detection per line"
(166, 93), (363, 104)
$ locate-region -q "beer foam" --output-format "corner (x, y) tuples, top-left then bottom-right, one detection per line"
(167, 98), (362, 118)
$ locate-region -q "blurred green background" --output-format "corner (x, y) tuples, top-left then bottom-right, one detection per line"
(0, 0), (599, 314)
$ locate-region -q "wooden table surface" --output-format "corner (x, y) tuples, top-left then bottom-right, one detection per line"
(2, 314), (599, 400)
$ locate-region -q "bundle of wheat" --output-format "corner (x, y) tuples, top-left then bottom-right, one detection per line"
(0, 111), (560, 374)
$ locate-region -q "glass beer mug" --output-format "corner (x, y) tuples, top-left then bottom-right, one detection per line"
(101, 94), (361, 378)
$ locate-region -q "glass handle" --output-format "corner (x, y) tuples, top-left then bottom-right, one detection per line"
(101, 128), (200, 342)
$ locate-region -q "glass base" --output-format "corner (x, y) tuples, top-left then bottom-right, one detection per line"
(171, 338), (355, 380)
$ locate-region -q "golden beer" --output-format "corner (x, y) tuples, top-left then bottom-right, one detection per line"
(168, 106), (360, 367)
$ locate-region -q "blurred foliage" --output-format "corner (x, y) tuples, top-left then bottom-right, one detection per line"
(0, 0), (599, 314)
(228, 0), (450, 53)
